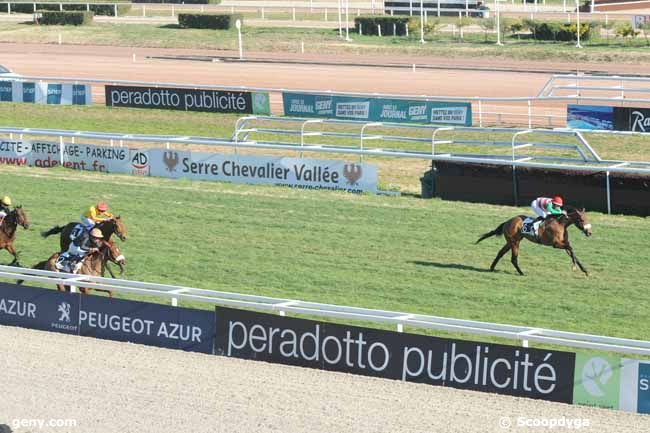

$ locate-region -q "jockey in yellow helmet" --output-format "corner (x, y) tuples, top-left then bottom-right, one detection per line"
(0, 196), (11, 226)
(80, 201), (114, 231)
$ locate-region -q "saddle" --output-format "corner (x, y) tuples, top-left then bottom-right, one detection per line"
(55, 253), (85, 274)
(521, 217), (543, 238)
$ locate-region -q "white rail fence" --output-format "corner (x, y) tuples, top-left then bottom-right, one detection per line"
(7, 73), (650, 129)
(1, 265), (649, 356)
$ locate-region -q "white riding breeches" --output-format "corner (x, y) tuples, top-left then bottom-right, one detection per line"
(531, 200), (547, 218)
(80, 215), (95, 230)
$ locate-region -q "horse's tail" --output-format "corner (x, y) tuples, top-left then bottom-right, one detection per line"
(476, 222), (506, 244)
(41, 226), (64, 238)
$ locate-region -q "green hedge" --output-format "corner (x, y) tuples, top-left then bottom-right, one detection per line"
(354, 15), (410, 36)
(133, 0), (220, 4)
(178, 13), (242, 29)
(0, 3), (130, 16)
(532, 21), (592, 41)
(38, 10), (93, 25)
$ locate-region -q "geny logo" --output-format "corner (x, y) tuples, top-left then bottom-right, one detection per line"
(343, 164), (363, 186)
(163, 151), (179, 172)
(57, 302), (71, 323)
(581, 357), (612, 397)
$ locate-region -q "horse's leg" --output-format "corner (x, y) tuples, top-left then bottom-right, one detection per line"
(5, 243), (19, 265)
(565, 249), (577, 271)
(490, 244), (511, 271)
(566, 245), (589, 276)
(510, 241), (524, 276)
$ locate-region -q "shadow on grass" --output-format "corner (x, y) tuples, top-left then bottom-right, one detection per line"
(409, 260), (494, 273)
(159, 24), (181, 29)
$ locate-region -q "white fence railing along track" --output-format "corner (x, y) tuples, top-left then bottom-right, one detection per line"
(1, 265), (649, 356)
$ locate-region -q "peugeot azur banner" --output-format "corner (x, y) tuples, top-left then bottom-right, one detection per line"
(0, 282), (215, 354)
(215, 307), (576, 403)
(106, 85), (270, 115)
(283, 92), (472, 126)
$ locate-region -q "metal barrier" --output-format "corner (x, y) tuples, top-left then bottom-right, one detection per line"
(6, 73), (650, 128)
(1, 265), (649, 355)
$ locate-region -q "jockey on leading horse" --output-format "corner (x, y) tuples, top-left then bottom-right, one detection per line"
(531, 196), (565, 222)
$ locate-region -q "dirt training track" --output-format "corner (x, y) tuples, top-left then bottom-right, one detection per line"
(0, 325), (646, 433)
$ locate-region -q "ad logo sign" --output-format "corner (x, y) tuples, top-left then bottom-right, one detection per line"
(638, 363), (650, 414)
(573, 353), (621, 409)
(130, 151), (150, 176)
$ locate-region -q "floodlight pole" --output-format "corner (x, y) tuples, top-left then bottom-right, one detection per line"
(496, 0), (503, 45)
(420, 0), (425, 43)
(576, 0), (582, 48)
(338, 0), (343, 38)
(345, 0), (351, 41)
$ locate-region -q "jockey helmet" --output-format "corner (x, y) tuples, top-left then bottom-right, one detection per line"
(552, 196), (563, 206)
(96, 202), (108, 212)
(1, 196), (11, 206)
(90, 228), (103, 238)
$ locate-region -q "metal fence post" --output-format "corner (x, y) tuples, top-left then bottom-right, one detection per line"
(527, 99), (532, 128)
(478, 99), (483, 127)
(606, 171), (611, 214)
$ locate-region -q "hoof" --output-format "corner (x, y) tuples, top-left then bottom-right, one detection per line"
(572, 265), (577, 271)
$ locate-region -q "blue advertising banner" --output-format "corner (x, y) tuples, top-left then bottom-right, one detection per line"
(0, 81), (12, 102)
(22, 82), (36, 103)
(72, 84), (88, 105)
(567, 105), (614, 130)
(47, 83), (62, 105)
(79, 295), (215, 354)
(283, 92), (472, 126)
(638, 362), (650, 414)
(0, 282), (79, 335)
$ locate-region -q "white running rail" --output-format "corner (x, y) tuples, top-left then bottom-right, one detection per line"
(1, 265), (649, 356)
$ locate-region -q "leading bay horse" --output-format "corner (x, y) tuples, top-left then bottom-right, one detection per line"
(24, 239), (126, 297)
(475, 207), (592, 276)
(41, 216), (127, 252)
(0, 206), (30, 265)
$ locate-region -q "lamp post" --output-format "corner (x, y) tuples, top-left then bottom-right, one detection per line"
(345, 0), (351, 41)
(496, 0), (503, 45)
(576, 0), (582, 48)
(338, 0), (343, 38)
(420, 0), (425, 44)
(235, 19), (243, 59)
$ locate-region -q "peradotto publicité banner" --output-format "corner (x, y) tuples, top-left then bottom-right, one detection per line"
(283, 92), (472, 126)
(0, 138), (377, 193)
(105, 85), (270, 115)
(0, 80), (92, 105)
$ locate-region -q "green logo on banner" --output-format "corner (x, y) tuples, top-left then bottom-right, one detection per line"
(573, 353), (621, 409)
(252, 92), (270, 115)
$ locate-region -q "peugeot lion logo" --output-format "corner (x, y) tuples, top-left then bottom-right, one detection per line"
(163, 151), (179, 172)
(343, 164), (363, 186)
(582, 357), (613, 397)
(57, 302), (71, 323)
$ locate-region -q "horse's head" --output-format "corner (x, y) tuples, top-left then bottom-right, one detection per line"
(13, 206), (29, 230)
(104, 240), (126, 275)
(568, 208), (592, 237)
(112, 216), (127, 241)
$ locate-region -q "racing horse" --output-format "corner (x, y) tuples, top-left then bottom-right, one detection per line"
(0, 205), (30, 266)
(24, 239), (126, 297)
(41, 216), (127, 252)
(475, 207), (592, 276)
